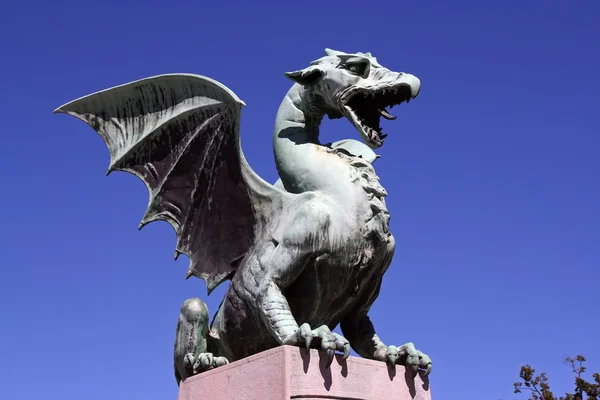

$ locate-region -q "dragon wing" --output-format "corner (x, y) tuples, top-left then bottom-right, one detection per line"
(55, 74), (286, 293)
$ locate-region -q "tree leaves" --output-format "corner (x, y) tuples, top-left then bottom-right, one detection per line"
(513, 355), (599, 400)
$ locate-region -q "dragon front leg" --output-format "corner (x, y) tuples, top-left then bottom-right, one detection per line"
(341, 307), (432, 376)
(341, 235), (432, 376)
(341, 314), (432, 376)
(174, 298), (229, 385)
(261, 278), (350, 367)
(254, 202), (351, 367)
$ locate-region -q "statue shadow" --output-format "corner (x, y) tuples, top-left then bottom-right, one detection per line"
(299, 348), (429, 398)
(388, 364), (430, 399)
(299, 348), (348, 391)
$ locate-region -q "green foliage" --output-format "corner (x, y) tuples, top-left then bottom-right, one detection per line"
(514, 355), (600, 400)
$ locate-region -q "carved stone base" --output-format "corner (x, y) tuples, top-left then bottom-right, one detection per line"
(178, 345), (431, 400)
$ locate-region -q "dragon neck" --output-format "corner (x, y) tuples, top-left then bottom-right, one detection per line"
(272, 85), (391, 244)
(272, 84), (391, 243)
(273, 84), (321, 193)
(273, 84), (355, 197)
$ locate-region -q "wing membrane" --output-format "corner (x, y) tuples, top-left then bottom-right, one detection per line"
(55, 74), (266, 291)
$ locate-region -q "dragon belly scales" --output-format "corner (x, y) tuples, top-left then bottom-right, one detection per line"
(330, 147), (391, 285)
(55, 48), (432, 385)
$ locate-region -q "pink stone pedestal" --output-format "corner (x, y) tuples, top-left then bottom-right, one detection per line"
(178, 345), (431, 400)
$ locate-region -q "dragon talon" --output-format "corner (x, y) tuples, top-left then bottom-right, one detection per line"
(383, 343), (432, 376)
(385, 345), (398, 365)
(305, 337), (312, 353)
(425, 364), (432, 376)
(213, 357), (229, 368)
(326, 349), (335, 368)
(418, 352), (432, 376)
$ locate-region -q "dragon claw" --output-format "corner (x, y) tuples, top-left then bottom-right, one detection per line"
(381, 342), (432, 377)
(184, 352), (229, 374)
(284, 324), (351, 366)
(332, 332), (351, 360)
(386, 345), (399, 365)
(336, 334), (351, 360)
(212, 356), (229, 369)
(299, 323), (313, 353)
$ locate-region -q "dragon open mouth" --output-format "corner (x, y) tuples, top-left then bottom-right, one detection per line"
(344, 84), (414, 148)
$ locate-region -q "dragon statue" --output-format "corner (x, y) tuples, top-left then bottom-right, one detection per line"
(55, 48), (432, 385)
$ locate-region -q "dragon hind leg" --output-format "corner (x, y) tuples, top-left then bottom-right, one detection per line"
(174, 298), (229, 385)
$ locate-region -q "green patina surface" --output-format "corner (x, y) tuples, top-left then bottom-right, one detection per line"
(55, 48), (431, 386)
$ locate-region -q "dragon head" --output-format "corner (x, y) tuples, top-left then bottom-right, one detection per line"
(285, 48), (421, 149)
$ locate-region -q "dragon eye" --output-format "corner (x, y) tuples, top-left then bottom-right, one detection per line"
(345, 61), (369, 77)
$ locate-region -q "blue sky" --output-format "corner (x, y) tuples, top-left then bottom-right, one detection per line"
(1, 1), (598, 399)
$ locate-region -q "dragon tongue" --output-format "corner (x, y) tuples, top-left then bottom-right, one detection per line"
(379, 108), (397, 120)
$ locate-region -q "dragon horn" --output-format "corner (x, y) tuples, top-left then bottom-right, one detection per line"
(325, 48), (349, 57)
